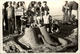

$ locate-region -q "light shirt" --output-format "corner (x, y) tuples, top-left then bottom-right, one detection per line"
(37, 16), (41, 20)
(43, 15), (49, 24)
(63, 4), (69, 13)
(15, 6), (24, 16)
(36, 16), (42, 24)
(6, 6), (14, 19)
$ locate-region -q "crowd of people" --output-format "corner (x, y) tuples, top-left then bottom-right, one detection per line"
(3, 1), (25, 34)
(2, 1), (77, 36)
(2, 1), (78, 53)
(62, 1), (78, 24)
(2, 1), (54, 35)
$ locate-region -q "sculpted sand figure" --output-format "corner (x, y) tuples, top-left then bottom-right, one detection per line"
(19, 27), (41, 49)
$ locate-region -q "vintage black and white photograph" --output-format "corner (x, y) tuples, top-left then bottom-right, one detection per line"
(2, 0), (79, 53)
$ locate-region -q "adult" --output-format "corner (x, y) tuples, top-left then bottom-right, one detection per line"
(62, 1), (69, 23)
(43, 11), (51, 33)
(36, 1), (42, 16)
(16, 2), (24, 34)
(2, 2), (8, 31)
(41, 1), (49, 15)
(6, 1), (15, 34)
(27, 1), (36, 26)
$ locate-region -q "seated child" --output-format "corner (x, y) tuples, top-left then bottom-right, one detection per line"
(51, 20), (60, 33)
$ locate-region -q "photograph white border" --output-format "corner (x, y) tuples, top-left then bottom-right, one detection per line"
(0, 0), (80, 54)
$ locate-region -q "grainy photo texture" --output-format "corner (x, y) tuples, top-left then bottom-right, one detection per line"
(2, 0), (78, 53)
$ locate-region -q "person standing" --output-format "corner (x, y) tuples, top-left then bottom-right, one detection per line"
(12, 1), (17, 33)
(12, 1), (17, 9)
(43, 11), (51, 33)
(27, 1), (36, 26)
(16, 2), (24, 34)
(62, 1), (69, 23)
(41, 1), (49, 15)
(36, 13), (42, 25)
(6, 1), (15, 34)
(2, 2), (8, 31)
(36, 1), (42, 16)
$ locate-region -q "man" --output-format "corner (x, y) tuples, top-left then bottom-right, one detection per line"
(2, 2), (8, 31)
(62, 1), (69, 23)
(43, 11), (51, 33)
(41, 1), (49, 15)
(36, 1), (42, 16)
(6, 1), (15, 35)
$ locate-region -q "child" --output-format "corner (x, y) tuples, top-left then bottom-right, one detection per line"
(51, 20), (60, 33)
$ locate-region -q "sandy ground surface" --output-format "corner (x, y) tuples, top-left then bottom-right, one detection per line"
(3, 20), (78, 53)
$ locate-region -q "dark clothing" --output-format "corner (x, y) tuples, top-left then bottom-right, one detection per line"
(44, 24), (51, 33)
(62, 4), (69, 22)
(2, 8), (8, 30)
(8, 19), (14, 34)
(26, 10), (35, 16)
(16, 16), (21, 31)
(26, 10), (34, 25)
(36, 6), (41, 16)
(52, 24), (60, 31)
(6, 6), (15, 19)
(41, 6), (49, 12)
(6, 6), (15, 34)
(41, 6), (49, 14)
(44, 24), (49, 28)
